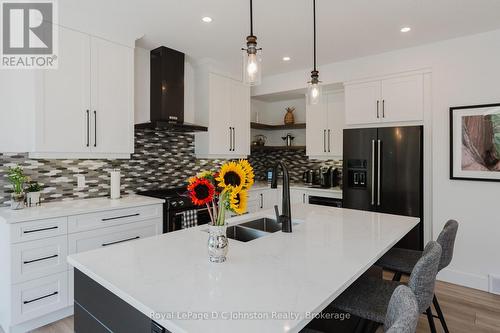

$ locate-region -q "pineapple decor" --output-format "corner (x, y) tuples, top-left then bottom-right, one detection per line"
(284, 107), (295, 125)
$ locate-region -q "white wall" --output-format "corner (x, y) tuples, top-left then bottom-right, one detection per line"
(255, 29), (500, 292)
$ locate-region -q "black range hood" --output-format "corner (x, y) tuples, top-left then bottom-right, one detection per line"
(135, 46), (207, 132)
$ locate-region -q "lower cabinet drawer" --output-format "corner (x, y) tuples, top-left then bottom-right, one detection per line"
(12, 271), (68, 325)
(11, 235), (68, 284)
(68, 220), (161, 255)
(67, 204), (162, 233)
(10, 217), (68, 243)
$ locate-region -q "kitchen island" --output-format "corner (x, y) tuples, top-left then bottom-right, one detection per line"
(67, 204), (418, 333)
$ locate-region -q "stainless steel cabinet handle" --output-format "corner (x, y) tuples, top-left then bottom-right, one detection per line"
(93, 110), (97, 147)
(86, 110), (90, 147)
(260, 193), (263, 209)
(23, 226), (58, 234)
(323, 129), (327, 152)
(328, 129), (331, 152)
(23, 254), (58, 264)
(101, 213), (140, 221)
(23, 291), (58, 304)
(382, 100), (385, 118)
(377, 140), (381, 206)
(102, 236), (140, 247)
(371, 140), (375, 206)
(376, 101), (380, 119)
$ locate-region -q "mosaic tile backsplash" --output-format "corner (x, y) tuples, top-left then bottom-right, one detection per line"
(0, 129), (340, 206)
(0, 129), (224, 206)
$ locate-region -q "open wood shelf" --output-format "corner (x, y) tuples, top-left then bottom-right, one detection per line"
(250, 145), (306, 152)
(250, 122), (306, 130)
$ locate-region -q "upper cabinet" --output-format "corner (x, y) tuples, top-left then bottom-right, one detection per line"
(0, 25), (134, 158)
(344, 73), (424, 126)
(306, 91), (344, 159)
(32, 26), (134, 158)
(195, 71), (250, 158)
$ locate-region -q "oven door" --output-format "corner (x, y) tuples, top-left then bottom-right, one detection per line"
(166, 207), (212, 233)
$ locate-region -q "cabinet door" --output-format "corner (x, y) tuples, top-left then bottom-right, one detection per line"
(381, 74), (423, 123)
(36, 26), (91, 153)
(306, 97), (328, 157)
(327, 92), (345, 157)
(208, 73), (232, 155)
(290, 189), (307, 204)
(344, 81), (381, 125)
(90, 37), (134, 155)
(231, 80), (251, 156)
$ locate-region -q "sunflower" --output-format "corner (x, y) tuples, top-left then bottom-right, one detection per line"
(239, 159), (254, 188)
(229, 188), (248, 215)
(187, 177), (215, 206)
(216, 161), (247, 191)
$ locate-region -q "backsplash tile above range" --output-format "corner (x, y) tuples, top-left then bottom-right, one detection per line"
(0, 129), (224, 206)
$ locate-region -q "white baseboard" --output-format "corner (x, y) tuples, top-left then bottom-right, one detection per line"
(438, 268), (489, 292)
(3, 306), (73, 333)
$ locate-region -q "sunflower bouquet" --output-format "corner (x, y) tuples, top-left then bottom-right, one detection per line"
(187, 160), (254, 226)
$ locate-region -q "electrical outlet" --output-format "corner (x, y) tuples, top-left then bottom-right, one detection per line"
(76, 175), (86, 189)
(489, 274), (500, 295)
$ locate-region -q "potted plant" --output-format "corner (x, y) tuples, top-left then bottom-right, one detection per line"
(7, 166), (28, 210)
(26, 181), (42, 207)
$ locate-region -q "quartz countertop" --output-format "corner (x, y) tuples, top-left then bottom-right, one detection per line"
(0, 195), (165, 224)
(67, 204), (418, 333)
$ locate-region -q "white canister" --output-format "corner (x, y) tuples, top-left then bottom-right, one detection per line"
(110, 169), (121, 199)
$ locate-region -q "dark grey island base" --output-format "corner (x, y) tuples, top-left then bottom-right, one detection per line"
(74, 269), (168, 333)
(74, 268), (374, 333)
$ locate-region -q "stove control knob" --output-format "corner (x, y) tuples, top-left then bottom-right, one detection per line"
(171, 201), (178, 207)
(179, 201), (185, 207)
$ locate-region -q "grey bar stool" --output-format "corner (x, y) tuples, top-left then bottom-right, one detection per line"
(302, 285), (419, 333)
(330, 241), (442, 333)
(376, 220), (458, 333)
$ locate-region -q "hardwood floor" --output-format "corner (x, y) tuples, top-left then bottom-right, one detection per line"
(2, 279), (497, 333)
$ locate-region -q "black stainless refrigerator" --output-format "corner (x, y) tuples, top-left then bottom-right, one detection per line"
(342, 126), (423, 251)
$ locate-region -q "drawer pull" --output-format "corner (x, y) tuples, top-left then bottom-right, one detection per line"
(23, 226), (58, 234)
(102, 236), (140, 247)
(23, 291), (58, 304)
(101, 213), (140, 221)
(23, 254), (59, 264)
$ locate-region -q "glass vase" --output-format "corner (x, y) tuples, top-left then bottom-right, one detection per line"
(207, 224), (228, 263)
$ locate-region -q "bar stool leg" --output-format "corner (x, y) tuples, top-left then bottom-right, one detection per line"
(433, 295), (450, 333)
(426, 307), (438, 333)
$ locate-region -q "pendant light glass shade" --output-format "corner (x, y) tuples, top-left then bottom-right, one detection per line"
(242, 43), (262, 85)
(307, 80), (322, 105)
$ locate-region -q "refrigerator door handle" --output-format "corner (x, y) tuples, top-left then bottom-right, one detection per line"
(371, 139), (375, 206)
(377, 139), (381, 206)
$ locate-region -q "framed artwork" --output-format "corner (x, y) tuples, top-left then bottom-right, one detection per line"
(450, 103), (500, 181)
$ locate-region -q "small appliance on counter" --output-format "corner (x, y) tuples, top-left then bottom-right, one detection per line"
(303, 166), (342, 189)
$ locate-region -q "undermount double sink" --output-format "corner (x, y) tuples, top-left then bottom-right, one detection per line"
(225, 218), (299, 242)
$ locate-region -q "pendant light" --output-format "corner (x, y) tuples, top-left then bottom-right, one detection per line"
(307, 0), (322, 105)
(242, 0), (262, 85)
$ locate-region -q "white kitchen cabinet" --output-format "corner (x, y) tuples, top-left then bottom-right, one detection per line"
(344, 73), (424, 126)
(90, 37), (134, 155)
(29, 25), (134, 159)
(290, 189), (308, 205)
(306, 92), (344, 159)
(35, 27), (91, 154)
(247, 188), (279, 213)
(195, 71), (250, 158)
(0, 198), (163, 333)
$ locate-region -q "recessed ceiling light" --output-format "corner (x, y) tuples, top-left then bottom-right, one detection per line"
(202, 16), (213, 23)
(282, 56), (291, 62)
(400, 27), (411, 33)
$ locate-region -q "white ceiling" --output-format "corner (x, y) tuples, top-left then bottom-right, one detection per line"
(61, 0), (500, 77)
